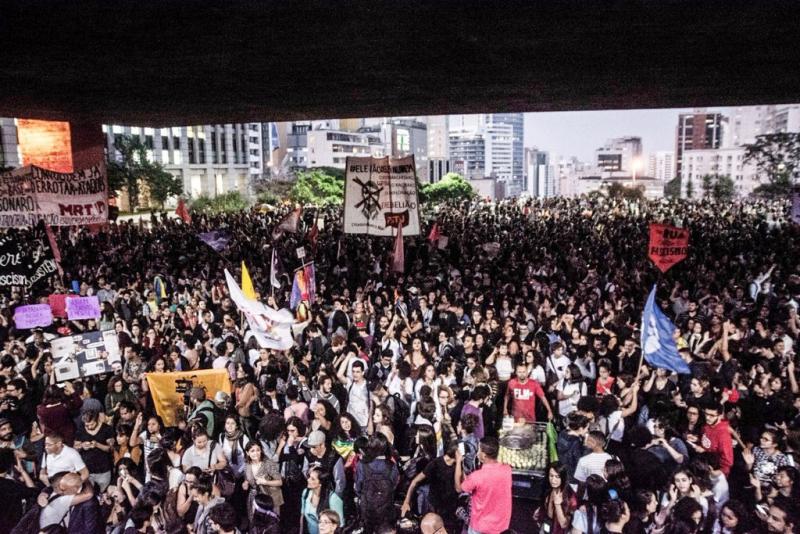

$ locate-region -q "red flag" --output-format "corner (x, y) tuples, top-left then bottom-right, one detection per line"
(176, 197), (192, 224)
(427, 223), (440, 244)
(306, 223), (319, 254)
(392, 226), (404, 273)
(272, 207), (302, 240)
(648, 223), (689, 273)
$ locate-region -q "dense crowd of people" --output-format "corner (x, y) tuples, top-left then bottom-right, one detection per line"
(0, 195), (799, 534)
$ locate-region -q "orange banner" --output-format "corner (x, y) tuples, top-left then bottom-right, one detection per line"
(145, 369), (231, 427)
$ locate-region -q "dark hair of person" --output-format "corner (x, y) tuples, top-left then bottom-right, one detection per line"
(415, 425), (437, 459)
(258, 411), (286, 442)
(285, 416), (307, 437)
(604, 458), (631, 495)
(460, 413), (478, 434)
(146, 447), (170, 482)
(361, 433), (391, 463)
(42, 385), (65, 405)
(336, 412), (362, 441)
(207, 502), (238, 531)
(581, 474), (608, 507)
(719, 500), (756, 534)
(599, 498), (626, 524)
(193, 473), (214, 496)
(671, 496), (703, 526)
(309, 466), (335, 517)
(479, 436), (500, 459)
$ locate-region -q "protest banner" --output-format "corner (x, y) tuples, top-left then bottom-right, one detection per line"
(343, 155), (420, 236)
(66, 296), (101, 320)
(0, 222), (58, 288)
(648, 223), (689, 272)
(13, 304), (53, 329)
(0, 164), (108, 227)
(49, 294), (79, 318)
(50, 330), (121, 382)
(146, 369), (232, 426)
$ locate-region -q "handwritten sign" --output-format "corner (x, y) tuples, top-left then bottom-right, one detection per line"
(13, 304), (53, 329)
(66, 296), (101, 320)
(648, 223), (689, 273)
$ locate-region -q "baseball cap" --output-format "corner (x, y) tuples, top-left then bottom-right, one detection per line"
(307, 430), (326, 447)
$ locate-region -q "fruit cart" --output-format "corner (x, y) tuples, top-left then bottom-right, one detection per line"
(498, 422), (549, 500)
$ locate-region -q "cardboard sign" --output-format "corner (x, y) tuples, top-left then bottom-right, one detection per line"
(343, 155), (420, 236)
(66, 296), (101, 320)
(648, 223), (689, 273)
(51, 330), (121, 382)
(13, 304), (53, 329)
(49, 294), (79, 318)
(296, 247), (306, 259)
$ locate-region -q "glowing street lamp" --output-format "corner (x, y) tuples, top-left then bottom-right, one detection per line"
(631, 157), (643, 184)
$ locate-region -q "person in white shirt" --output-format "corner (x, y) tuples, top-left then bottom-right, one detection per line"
(38, 472), (94, 530)
(40, 433), (89, 486)
(574, 431), (613, 483)
(546, 343), (571, 382)
(338, 358), (370, 428)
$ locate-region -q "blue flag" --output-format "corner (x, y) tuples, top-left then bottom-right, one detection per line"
(198, 231), (231, 252)
(641, 285), (691, 374)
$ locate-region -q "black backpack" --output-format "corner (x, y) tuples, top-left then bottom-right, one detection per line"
(359, 461), (396, 525)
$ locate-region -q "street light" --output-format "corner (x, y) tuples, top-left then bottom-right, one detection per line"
(631, 157), (643, 185)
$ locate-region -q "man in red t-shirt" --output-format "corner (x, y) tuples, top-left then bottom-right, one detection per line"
(504, 362), (553, 424)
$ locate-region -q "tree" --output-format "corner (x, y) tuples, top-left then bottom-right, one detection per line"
(701, 174), (714, 197)
(190, 191), (249, 214)
(743, 132), (800, 196)
(605, 182), (645, 201)
(145, 164), (183, 208)
(419, 173), (475, 204)
(664, 177), (681, 198)
(290, 168), (344, 206)
(685, 178), (694, 198)
(107, 135), (182, 210)
(712, 175), (735, 202)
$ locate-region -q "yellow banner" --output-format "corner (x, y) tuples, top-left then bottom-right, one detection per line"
(145, 369), (232, 427)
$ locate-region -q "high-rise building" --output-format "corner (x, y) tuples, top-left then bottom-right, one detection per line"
(675, 111), (726, 179)
(427, 157), (451, 183)
(103, 123), (262, 200)
(486, 113), (524, 184)
(449, 129), (485, 180)
(524, 147), (554, 197)
(647, 151), (675, 182)
(426, 115), (449, 160)
(484, 122), (514, 181)
(596, 136), (643, 173)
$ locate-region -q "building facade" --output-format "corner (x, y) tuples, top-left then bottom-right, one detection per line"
(484, 122), (514, 181)
(679, 147), (761, 197)
(596, 136), (642, 173)
(0, 118), (21, 169)
(524, 147), (554, 197)
(449, 129), (485, 180)
(103, 123), (262, 200)
(647, 151), (675, 182)
(486, 113), (524, 186)
(306, 129), (372, 168)
(675, 111), (726, 179)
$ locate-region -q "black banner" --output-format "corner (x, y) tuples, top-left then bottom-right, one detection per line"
(0, 222), (58, 288)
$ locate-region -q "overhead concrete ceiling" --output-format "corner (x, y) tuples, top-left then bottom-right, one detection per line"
(2, 1), (800, 126)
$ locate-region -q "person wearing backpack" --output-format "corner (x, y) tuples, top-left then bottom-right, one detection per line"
(187, 388), (218, 438)
(354, 433), (399, 534)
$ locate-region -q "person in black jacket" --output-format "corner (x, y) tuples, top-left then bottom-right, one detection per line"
(0, 448), (38, 532)
(557, 412), (590, 483)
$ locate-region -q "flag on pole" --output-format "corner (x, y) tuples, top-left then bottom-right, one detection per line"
(306, 217), (319, 254)
(175, 198), (192, 224)
(224, 270), (295, 351)
(270, 249), (283, 289)
(290, 268), (309, 310)
(43, 220), (63, 275)
(641, 285), (691, 374)
(272, 207), (302, 240)
(198, 230), (231, 252)
(304, 262), (317, 305)
(427, 223), (440, 244)
(241, 261), (256, 300)
(392, 225), (405, 273)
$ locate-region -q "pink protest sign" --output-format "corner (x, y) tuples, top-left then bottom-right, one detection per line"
(66, 296), (101, 320)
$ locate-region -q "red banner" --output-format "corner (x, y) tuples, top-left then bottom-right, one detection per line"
(648, 224), (689, 272)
